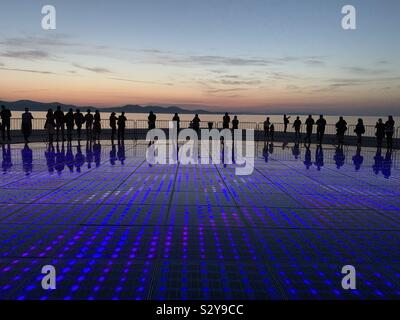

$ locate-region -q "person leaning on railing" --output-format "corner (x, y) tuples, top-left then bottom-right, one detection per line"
(385, 116), (395, 150)
(21, 108), (33, 144)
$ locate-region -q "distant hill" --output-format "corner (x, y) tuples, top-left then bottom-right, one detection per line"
(0, 100), (221, 115)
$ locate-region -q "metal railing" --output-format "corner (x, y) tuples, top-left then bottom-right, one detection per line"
(5, 117), (400, 140)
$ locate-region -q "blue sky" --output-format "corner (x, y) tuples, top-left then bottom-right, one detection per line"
(0, 0), (399, 114)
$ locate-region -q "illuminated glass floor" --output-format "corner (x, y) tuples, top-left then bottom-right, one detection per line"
(0, 141), (399, 300)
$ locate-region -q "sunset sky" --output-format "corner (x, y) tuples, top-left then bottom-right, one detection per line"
(0, 0), (399, 114)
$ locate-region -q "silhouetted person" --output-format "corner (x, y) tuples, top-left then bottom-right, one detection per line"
(2, 144), (12, 173)
(315, 145), (324, 170)
(304, 145), (312, 169)
(385, 116), (395, 150)
(334, 146), (345, 169)
(382, 149), (392, 179)
(336, 116), (347, 148)
(54, 106), (65, 141)
(74, 109), (85, 140)
(375, 118), (385, 149)
(21, 108), (33, 143)
(304, 115), (314, 144)
(223, 112), (230, 129)
(283, 114), (291, 133)
(109, 112), (117, 143)
(21, 143), (33, 175)
(192, 114), (201, 134)
(65, 108), (75, 142)
(354, 118), (365, 146)
(352, 145), (363, 171)
(316, 115), (326, 145)
(293, 116), (302, 141)
(85, 109), (94, 141)
(117, 112), (127, 144)
(270, 124), (275, 142)
(93, 110), (101, 142)
(1, 105), (12, 141)
(263, 117), (270, 140)
(292, 142), (300, 160)
(148, 111), (156, 130)
(232, 116), (239, 130)
(172, 113), (180, 132)
(45, 108), (56, 144)
(373, 147), (383, 175)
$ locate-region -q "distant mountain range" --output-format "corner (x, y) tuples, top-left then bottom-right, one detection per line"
(0, 100), (224, 115)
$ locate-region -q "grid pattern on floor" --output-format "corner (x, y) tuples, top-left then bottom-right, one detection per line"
(0, 141), (399, 300)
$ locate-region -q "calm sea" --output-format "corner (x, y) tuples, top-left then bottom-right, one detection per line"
(9, 111), (399, 127)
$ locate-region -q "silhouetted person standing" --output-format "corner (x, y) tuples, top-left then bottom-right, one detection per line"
(283, 114), (291, 133)
(65, 108), (75, 142)
(172, 113), (180, 132)
(263, 117), (270, 140)
(385, 116), (395, 150)
(354, 118), (365, 146)
(293, 116), (302, 141)
(232, 116), (239, 130)
(192, 114), (201, 134)
(85, 109), (94, 141)
(109, 112), (117, 143)
(1, 105), (12, 141)
(45, 108), (56, 144)
(21, 108), (33, 143)
(336, 116), (347, 148)
(118, 112), (127, 144)
(316, 115), (326, 145)
(223, 112), (230, 129)
(305, 115), (315, 144)
(375, 118), (385, 149)
(148, 111), (156, 130)
(93, 110), (101, 142)
(54, 106), (65, 142)
(74, 109), (85, 141)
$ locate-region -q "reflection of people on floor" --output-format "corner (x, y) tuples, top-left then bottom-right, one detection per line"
(263, 143), (269, 163)
(268, 142), (274, 155)
(292, 142), (300, 160)
(66, 144), (74, 172)
(334, 146), (345, 169)
(373, 148), (383, 175)
(304, 145), (312, 169)
(86, 142), (93, 169)
(45, 144), (56, 173)
(382, 150), (392, 179)
(55, 143), (65, 175)
(2, 144), (12, 173)
(352, 146), (364, 171)
(314, 145), (324, 171)
(110, 144), (117, 165)
(21, 143), (33, 175)
(75, 145), (85, 173)
(118, 143), (126, 165)
(93, 142), (101, 168)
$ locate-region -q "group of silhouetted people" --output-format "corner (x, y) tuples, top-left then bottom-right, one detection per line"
(260, 114), (396, 150)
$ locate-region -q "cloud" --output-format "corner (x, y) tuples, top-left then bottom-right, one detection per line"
(0, 62), (4, 66)
(343, 66), (388, 75)
(72, 63), (112, 74)
(0, 34), (78, 47)
(109, 77), (173, 86)
(0, 50), (50, 60)
(304, 59), (325, 66)
(0, 67), (55, 75)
